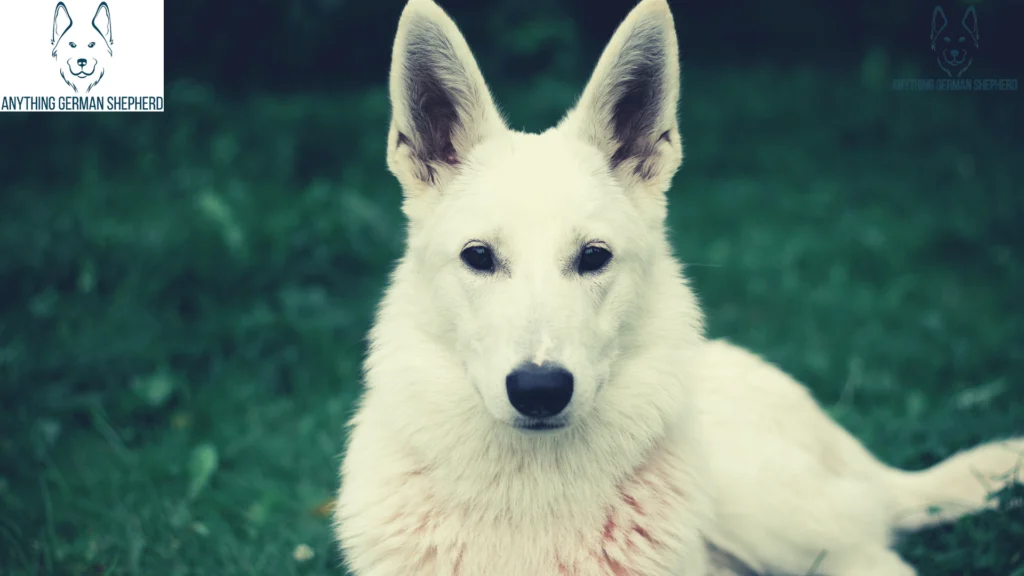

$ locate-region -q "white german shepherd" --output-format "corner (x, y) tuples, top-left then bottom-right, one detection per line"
(333, 0), (1024, 574)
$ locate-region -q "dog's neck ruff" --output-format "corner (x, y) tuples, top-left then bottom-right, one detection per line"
(340, 341), (710, 574)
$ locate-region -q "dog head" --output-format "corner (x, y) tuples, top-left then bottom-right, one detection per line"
(384, 0), (684, 432)
(51, 2), (114, 93)
(931, 5), (978, 78)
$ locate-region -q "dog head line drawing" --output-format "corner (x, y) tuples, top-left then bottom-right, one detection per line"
(376, 0), (688, 434)
(931, 5), (978, 78)
(51, 2), (114, 93)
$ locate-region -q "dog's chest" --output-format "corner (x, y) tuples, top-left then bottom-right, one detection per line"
(339, 446), (707, 576)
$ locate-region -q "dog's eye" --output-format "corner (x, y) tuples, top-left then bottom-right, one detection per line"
(577, 245), (612, 274)
(944, 37), (951, 42)
(69, 42), (77, 48)
(88, 42), (96, 48)
(460, 245), (495, 273)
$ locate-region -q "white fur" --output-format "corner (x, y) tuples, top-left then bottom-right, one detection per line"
(333, 0), (1024, 574)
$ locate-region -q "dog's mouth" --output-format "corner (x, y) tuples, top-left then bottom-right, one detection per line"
(65, 59), (97, 78)
(513, 416), (569, 432)
(942, 50), (969, 65)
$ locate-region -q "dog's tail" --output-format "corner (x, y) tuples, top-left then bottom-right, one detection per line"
(884, 437), (1024, 532)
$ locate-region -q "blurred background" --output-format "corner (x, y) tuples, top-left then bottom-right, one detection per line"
(2, 0), (1023, 574)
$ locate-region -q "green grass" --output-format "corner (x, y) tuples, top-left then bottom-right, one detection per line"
(1, 65), (1023, 575)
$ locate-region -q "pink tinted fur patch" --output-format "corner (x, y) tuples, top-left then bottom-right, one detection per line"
(360, 443), (688, 575)
(557, 445), (684, 575)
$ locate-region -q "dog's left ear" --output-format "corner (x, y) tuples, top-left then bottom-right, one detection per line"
(558, 0), (682, 206)
(92, 2), (113, 51)
(962, 5), (979, 45)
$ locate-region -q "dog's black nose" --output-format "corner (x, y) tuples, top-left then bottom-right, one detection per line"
(77, 58), (87, 67)
(506, 364), (573, 418)
(950, 49), (959, 57)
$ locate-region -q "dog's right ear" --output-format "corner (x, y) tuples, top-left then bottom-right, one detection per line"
(386, 0), (506, 204)
(961, 5), (979, 45)
(51, 2), (72, 55)
(930, 6), (948, 47)
(93, 2), (113, 52)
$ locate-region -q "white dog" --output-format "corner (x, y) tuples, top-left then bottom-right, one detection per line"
(333, 0), (1024, 574)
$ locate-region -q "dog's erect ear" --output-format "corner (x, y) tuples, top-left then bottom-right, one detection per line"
(931, 6), (948, 46)
(558, 0), (682, 204)
(962, 5), (979, 45)
(51, 2), (72, 55)
(387, 0), (506, 200)
(93, 2), (113, 52)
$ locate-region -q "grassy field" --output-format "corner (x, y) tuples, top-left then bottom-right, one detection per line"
(1, 65), (1023, 575)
